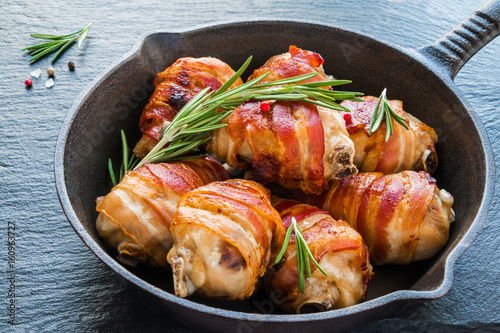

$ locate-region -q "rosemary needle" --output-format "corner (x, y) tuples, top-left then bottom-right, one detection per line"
(368, 88), (410, 141)
(108, 129), (138, 186)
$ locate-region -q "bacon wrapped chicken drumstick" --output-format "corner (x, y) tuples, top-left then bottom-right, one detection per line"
(95, 156), (228, 269)
(269, 197), (373, 314)
(209, 46), (357, 195)
(297, 171), (454, 265)
(167, 179), (285, 300)
(133, 57), (243, 159)
(340, 96), (438, 174)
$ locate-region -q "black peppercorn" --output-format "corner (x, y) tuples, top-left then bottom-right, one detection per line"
(68, 61), (75, 71)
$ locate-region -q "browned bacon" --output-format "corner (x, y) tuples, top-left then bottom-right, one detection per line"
(340, 96), (438, 174)
(296, 171), (454, 265)
(268, 198), (373, 313)
(167, 180), (285, 300)
(95, 156), (228, 269)
(133, 57), (243, 158)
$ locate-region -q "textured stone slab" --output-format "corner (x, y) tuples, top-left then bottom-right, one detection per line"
(0, 0), (498, 331)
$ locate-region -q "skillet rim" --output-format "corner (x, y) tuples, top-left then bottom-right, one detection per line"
(54, 19), (495, 323)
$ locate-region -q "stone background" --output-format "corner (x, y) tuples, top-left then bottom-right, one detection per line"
(0, 0), (498, 331)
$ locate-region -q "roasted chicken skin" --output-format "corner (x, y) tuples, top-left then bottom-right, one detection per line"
(95, 156), (228, 269)
(167, 179), (285, 300)
(269, 197), (373, 314)
(209, 46), (357, 195)
(296, 171), (454, 265)
(133, 57), (243, 158)
(340, 96), (438, 174)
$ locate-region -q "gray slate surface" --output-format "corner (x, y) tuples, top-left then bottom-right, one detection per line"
(0, 0), (499, 331)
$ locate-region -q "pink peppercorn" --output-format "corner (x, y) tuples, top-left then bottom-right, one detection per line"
(260, 101), (271, 112)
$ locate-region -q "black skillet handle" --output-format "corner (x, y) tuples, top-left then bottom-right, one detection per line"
(417, 0), (500, 79)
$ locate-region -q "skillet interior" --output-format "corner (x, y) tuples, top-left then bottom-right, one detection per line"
(57, 21), (491, 330)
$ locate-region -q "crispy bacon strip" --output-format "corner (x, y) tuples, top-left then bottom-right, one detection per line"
(340, 96), (438, 174)
(249, 45), (327, 84)
(133, 57), (243, 158)
(268, 197), (373, 314)
(167, 180), (285, 300)
(297, 171), (454, 265)
(209, 46), (356, 194)
(95, 156), (228, 269)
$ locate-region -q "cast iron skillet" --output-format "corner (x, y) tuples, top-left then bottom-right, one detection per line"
(55, 1), (499, 332)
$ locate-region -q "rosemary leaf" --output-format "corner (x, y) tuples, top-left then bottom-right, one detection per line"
(296, 227), (305, 293)
(275, 221), (294, 264)
(213, 72), (269, 101)
(297, 228), (328, 277)
(256, 73), (317, 87)
(30, 34), (75, 40)
(213, 56), (252, 96)
(385, 107), (393, 141)
(396, 118), (410, 129)
(174, 102), (222, 127)
(251, 94), (309, 101)
(108, 129), (138, 187)
(165, 154), (207, 161)
(299, 89), (337, 102)
(299, 229), (312, 278)
(51, 37), (78, 64)
(180, 123), (227, 135)
(180, 114), (223, 134)
(22, 40), (60, 51)
(274, 217), (328, 294)
(77, 22), (94, 47)
(328, 91), (365, 100)
(299, 79), (352, 87)
(148, 141), (193, 158)
(29, 42), (64, 62)
(119, 162), (124, 181)
(388, 103), (410, 129)
(204, 110), (233, 126)
(128, 154), (138, 171)
(121, 130), (129, 174)
(108, 159), (116, 187)
(369, 91), (385, 135)
(368, 88), (409, 141)
(306, 99), (352, 112)
(149, 137), (211, 163)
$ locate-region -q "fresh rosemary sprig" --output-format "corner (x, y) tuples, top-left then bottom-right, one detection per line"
(275, 217), (327, 293)
(134, 56), (363, 169)
(22, 21), (94, 64)
(108, 129), (138, 186)
(368, 88), (409, 141)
